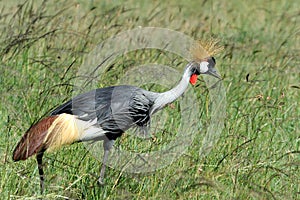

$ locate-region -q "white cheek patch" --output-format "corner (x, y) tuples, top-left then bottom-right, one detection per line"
(200, 61), (209, 73)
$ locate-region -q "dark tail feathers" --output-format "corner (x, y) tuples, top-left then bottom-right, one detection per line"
(13, 116), (58, 161)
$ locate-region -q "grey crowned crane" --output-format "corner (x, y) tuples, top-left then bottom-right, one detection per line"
(13, 43), (222, 193)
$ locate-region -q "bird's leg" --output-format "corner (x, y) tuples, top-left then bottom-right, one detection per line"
(36, 151), (45, 194)
(98, 149), (109, 185)
(98, 139), (114, 185)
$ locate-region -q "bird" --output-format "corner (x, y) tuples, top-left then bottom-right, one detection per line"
(12, 41), (222, 193)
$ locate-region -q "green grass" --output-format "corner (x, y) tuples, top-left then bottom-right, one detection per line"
(0, 0), (299, 199)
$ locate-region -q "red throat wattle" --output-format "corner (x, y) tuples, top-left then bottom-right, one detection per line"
(189, 74), (198, 85)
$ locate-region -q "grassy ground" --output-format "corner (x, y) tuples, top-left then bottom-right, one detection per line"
(0, 0), (299, 199)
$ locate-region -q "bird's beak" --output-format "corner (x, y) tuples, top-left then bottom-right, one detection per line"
(207, 68), (222, 79)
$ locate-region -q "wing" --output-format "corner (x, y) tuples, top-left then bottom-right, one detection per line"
(50, 85), (157, 140)
(50, 87), (111, 120)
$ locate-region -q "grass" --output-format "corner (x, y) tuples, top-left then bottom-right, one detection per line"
(0, 0), (299, 199)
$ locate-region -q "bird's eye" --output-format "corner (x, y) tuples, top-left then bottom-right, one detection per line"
(211, 57), (216, 64)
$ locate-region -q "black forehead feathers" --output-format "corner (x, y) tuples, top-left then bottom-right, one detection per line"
(207, 57), (216, 68)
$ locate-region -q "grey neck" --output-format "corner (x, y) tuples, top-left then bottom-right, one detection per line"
(150, 63), (195, 115)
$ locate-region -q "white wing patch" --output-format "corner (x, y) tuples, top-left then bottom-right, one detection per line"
(76, 117), (107, 141)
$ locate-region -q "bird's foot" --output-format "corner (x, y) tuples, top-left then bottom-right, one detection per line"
(97, 177), (105, 185)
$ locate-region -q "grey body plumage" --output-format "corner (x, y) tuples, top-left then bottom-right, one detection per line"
(51, 85), (157, 140)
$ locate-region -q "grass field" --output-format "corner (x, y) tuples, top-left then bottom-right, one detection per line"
(0, 0), (299, 199)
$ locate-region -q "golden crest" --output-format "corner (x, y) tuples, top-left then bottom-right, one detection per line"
(191, 38), (224, 62)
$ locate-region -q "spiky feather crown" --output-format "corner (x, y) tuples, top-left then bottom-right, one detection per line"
(190, 38), (224, 62)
